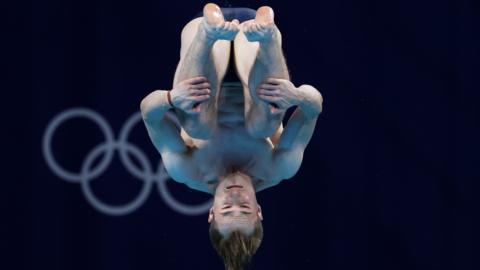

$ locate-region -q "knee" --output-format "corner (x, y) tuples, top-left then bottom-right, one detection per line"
(246, 119), (279, 139)
(182, 120), (214, 140)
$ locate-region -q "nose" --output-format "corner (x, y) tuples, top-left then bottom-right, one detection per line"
(229, 189), (243, 202)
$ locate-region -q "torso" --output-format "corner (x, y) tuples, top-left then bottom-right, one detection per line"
(178, 82), (275, 192)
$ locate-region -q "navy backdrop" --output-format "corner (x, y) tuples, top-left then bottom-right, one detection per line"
(4, 0), (478, 269)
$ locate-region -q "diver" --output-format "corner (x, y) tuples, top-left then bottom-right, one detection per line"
(140, 3), (323, 269)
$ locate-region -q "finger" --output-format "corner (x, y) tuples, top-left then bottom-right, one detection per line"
(191, 88), (211, 95)
(186, 102), (203, 114)
(270, 104), (281, 114)
(189, 106), (202, 114)
(186, 76), (208, 84)
(191, 94), (210, 102)
(232, 19), (240, 26)
(265, 77), (282, 84)
(252, 23), (261, 32)
(259, 83), (278, 90)
(258, 89), (279, 96)
(259, 94), (279, 102)
(191, 82), (210, 89)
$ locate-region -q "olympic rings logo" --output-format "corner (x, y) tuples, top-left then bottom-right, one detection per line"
(42, 108), (212, 216)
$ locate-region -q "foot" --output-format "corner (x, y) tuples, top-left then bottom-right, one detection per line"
(242, 6), (278, 43)
(200, 3), (240, 41)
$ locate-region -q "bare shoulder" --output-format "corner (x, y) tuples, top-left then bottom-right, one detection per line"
(160, 147), (205, 189)
(273, 147), (304, 181)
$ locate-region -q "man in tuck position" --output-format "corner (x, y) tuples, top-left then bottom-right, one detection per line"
(140, 3), (323, 269)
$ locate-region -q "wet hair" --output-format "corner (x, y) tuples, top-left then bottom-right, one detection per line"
(209, 220), (263, 270)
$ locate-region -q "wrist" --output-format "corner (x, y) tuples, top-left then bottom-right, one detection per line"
(167, 91), (174, 108)
(292, 86), (305, 107)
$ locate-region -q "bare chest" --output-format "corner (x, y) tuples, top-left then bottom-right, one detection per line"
(191, 128), (273, 182)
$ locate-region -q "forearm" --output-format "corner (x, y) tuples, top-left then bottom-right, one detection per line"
(140, 90), (189, 154)
(140, 90), (208, 142)
(274, 84), (322, 151)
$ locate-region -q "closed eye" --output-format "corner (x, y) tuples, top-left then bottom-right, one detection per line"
(221, 211), (252, 216)
(221, 212), (232, 216)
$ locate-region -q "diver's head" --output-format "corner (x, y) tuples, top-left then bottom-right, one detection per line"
(208, 171), (264, 270)
(209, 171), (263, 233)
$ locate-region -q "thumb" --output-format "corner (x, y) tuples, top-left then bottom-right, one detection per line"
(188, 103), (202, 114)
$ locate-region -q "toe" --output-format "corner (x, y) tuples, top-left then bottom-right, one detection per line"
(242, 21), (252, 32)
(223, 21), (231, 29)
(217, 21), (226, 30)
(230, 21), (239, 31)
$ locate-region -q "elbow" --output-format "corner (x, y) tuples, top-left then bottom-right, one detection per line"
(316, 91), (324, 114)
(299, 84), (323, 116)
(283, 157), (303, 180)
(140, 96), (148, 115)
(140, 96), (151, 121)
(139, 91), (158, 123)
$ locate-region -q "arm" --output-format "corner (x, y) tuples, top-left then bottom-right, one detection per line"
(140, 77), (211, 183)
(140, 90), (187, 154)
(257, 79), (323, 182)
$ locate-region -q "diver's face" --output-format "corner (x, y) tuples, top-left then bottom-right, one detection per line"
(208, 172), (263, 236)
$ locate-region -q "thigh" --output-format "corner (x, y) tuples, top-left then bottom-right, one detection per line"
(233, 20), (259, 118)
(232, 19), (259, 87)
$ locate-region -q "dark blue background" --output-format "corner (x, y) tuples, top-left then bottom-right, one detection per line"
(4, 0), (478, 269)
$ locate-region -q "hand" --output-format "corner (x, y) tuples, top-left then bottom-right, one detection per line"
(170, 76), (211, 114)
(257, 78), (300, 112)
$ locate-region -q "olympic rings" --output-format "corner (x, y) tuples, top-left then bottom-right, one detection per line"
(42, 107), (213, 216)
